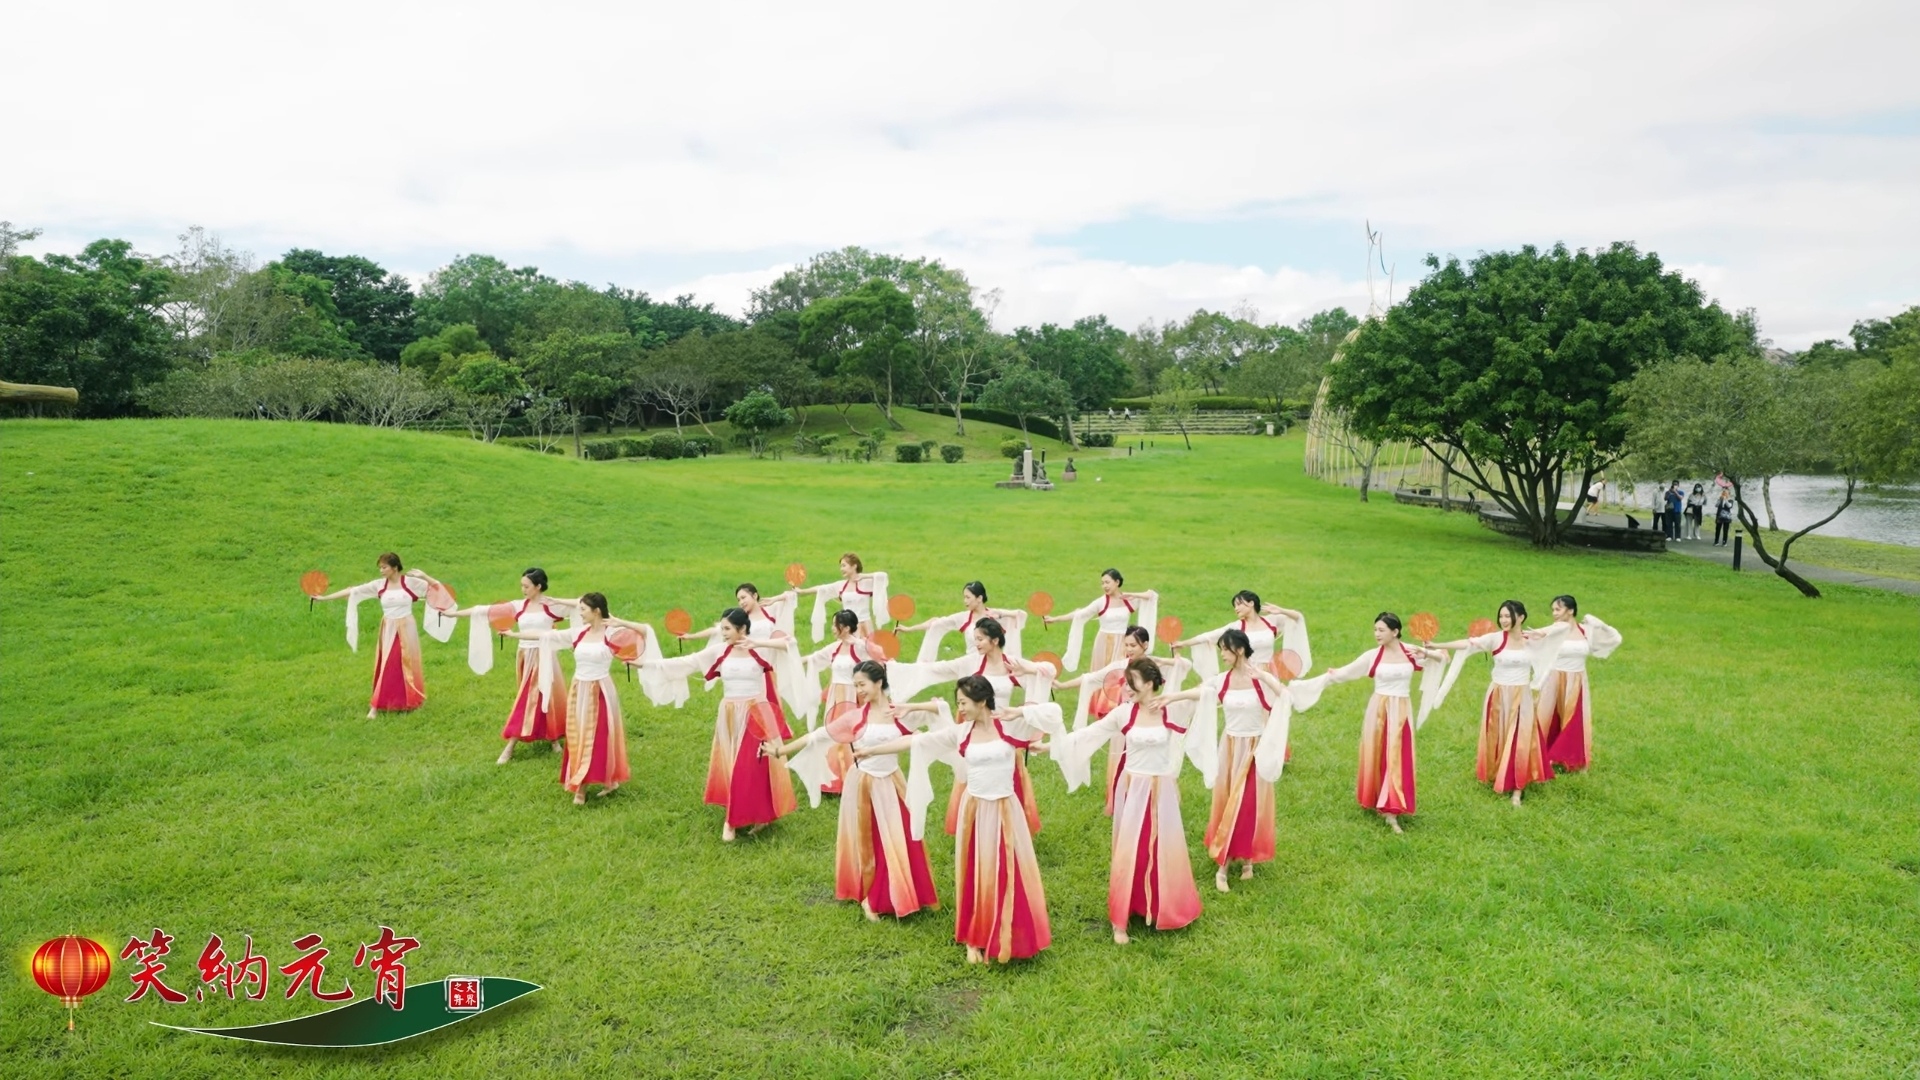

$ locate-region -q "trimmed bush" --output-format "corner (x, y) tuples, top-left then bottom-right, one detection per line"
(918, 440), (938, 461)
(999, 436), (1026, 459)
(647, 433), (686, 460)
(940, 444), (965, 463)
(581, 440), (623, 461)
(683, 435), (718, 457)
(894, 443), (924, 463)
(617, 437), (652, 458)
(1079, 432), (1116, 448)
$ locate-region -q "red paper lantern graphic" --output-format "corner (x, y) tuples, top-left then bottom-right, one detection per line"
(32, 935), (112, 1031)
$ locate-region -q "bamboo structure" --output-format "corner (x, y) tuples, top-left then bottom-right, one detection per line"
(0, 381), (79, 405)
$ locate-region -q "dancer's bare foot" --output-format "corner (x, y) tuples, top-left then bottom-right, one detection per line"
(965, 946), (982, 964)
(1510, 791), (1523, 807)
(861, 901), (880, 923)
(594, 785), (615, 798)
(572, 792), (587, 806)
(1386, 814), (1403, 834)
(496, 744), (514, 765)
(1215, 866), (1231, 893)
(1113, 927), (1130, 945)
(1240, 863), (1254, 881)
(367, 708), (377, 720)
(722, 824), (736, 842)
(746, 823), (767, 836)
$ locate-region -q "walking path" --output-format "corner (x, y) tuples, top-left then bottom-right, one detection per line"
(1579, 509), (1919, 596)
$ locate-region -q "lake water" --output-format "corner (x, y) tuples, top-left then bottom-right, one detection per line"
(1615, 475), (1918, 547)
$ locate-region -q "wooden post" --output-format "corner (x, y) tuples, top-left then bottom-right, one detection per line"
(0, 381), (79, 405)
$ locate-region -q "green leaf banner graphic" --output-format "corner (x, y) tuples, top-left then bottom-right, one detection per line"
(153, 978), (540, 1047)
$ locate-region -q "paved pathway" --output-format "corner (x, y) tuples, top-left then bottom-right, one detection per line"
(1570, 509), (1920, 596)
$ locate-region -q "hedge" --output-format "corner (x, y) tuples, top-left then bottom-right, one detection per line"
(894, 443), (924, 463)
(950, 406), (1061, 441)
(999, 436), (1026, 459)
(581, 440), (623, 461)
(940, 444), (965, 463)
(1079, 432), (1116, 448)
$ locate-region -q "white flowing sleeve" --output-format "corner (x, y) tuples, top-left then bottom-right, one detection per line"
(1189, 674), (1220, 758)
(1178, 694), (1216, 787)
(770, 594), (798, 641)
(1137, 593), (1160, 650)
(783, 728), (832, 809)
(1053, 714), (1122, 793)
(1425, 633), (1496, 723)
(1013, 701), (1066, 743)
(1282, 613), (1312, 674)
(887, 656), (968, 704)
(810, 588), (830, 643)
(344, 580), (380, 652)
(1061, 599), (1100, 671)
(423, 602), (457, 644)
(1415, 652), (1451, 730)
(1252, 687), (1295, 782)
(905, 722), (967, 839)
(635, 623), (688, 708)
(1003, 610), (1028, 660)
(536, 630), (570, 709)
(774, 643), (814, 728)
(466, 611), (494, 676)
(648, 641), (722, 706)
(913, 612), (962, 663)
(1189, 624), (1229, 683)
(1529, 622), (1573, 689)
(1584, 615), (1623, 659)
(1023, 662), (1057, 706)
(870, 572), (890, 629)
(1327, 650), (1374, 685)
(1288, 671), (1333, 713)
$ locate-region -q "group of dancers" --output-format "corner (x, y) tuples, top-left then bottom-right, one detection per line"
(315, 554), (1621, 964)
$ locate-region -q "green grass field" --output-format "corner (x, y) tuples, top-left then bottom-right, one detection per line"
(2, 419), (1914, 1079)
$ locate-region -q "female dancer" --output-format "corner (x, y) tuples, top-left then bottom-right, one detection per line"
(448, 568), (579, 763)
(887, 617), (1055, 835)
(798, 608), (884, 794)
(636, 609), (801, 840)
(680, 582), (799, 642)
(1290, 613), (1447, 833)
(1424, 600), (1550, 805)
(860, 675), (1054, 964)
(1054, 658), (1210, 943)
(1170, 589), (1311, 682)
(797, 553), (890, 640)
(503, 592), (647, 805)
(1528, 594), (1623, 772)
(312, 552), (444, 718)
(1045, 568), (1157, 672)
(902, 581), (1028, 663)
(775, 660), (940, 920)
(1056, 626), (1192, 815)
(1192, 629), (1292, 891)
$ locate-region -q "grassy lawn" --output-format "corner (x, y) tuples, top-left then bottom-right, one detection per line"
(1, 420), (1912, 1079)
(1775, 532), (1920, 582)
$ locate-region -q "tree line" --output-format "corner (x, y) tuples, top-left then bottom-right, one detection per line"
(0, 224), (1356, 453)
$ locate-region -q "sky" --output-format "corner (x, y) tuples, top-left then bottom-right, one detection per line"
(9, 1), (1917, 347)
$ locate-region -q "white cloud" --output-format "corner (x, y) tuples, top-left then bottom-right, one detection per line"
(8, 0), (1917, 345)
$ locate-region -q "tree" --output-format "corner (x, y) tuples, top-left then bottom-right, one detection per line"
(634, 334), (719, 437)
(1152, 367), (1201, 450)
(0, 239), (175, 416)
(337, 364), (445, 428)
(978, 364), (1072, 442)
(748, 247), (910, 320)
(1621, 355), (1905, 597)
(1330, 242), (1753, 546)
(277, 250), (416, 361)
(445, 354), (527, 443)
(413, 255), (550, 358)
(798, 278), (918, 428)
(1013, 317), (1131, 447)
(521, 329), (636, 456)
(603, 288), (743, 341)
(723, 390), (792, 457)
(399, 324), (492, 381)
(910, 274), (995, 437)
(1121, 319), (1176, 396)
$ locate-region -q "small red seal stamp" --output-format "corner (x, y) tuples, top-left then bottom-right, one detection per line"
(445, 976), (482, 1012)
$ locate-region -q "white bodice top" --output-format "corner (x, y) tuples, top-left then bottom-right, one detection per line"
(377, 579), (419, 621)
(820, 641), (870, 686)
(1093, 594), (1135, 635)
(516, 599), (567, 652)
(1219, 684), (1271, 736)
(558, 630), (615, 682)
(1470, 632), (1533, 685)
(837, 579), (874, 622)
(852, 709), (912, 777)
(715, 648), (773, 699)
(1123, 722), (1179, 776)
(962, 736), (1017, 800)
(1552, 628), (1591, 673)
(1331, 646), (1420, 698)
(1234, 617), (1279, 664)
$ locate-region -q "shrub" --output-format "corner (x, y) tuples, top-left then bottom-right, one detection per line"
(918, 440), (938, 461)
(1079, 432), (1116, 448)
(791, 434), (824, 456)
(580, 440), (623, 461)
(957, 406), (1061, 440)
(618, 437), (652, 458)
(940, 444), (965, 463)
(895, 443), (924, 463)
(857, 435), (884, 461)
(999, 436), (1027, 459)
(647, 433), (686, 460)
(682, 435), (717, 457)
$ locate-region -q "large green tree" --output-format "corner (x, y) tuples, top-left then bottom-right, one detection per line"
(413, 255), (551, 357)
(521, 329), (637, 456)
(978, 362), (1073, 443)
(0, 239), (175, 416)
(1012, 316), (1131, 447)
(1329, 242), (1753, 546)
(798, 278), (919, 427)
(277, 250), (416, 361)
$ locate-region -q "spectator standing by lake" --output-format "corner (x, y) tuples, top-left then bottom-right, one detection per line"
(1685, 484), (1706, 541)
(1664, 482), (1685, 540)
(1713, 488), (1735, 546)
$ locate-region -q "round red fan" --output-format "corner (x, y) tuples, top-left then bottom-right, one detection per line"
(664, 608), (693, 637)
(1408, 612), (1439, 643)
(1155, 616), (1182, 645)
(784, 563), (807, 587)
(487, 602), (517, 634)
(1468, 617), (1498, 638)
(868, 629), (901, 660)
(300, 571), (329, 598)
(1032, 650), (1063, 675)
(887, 594), (915, 622)
(824, 700), (864, 744)
(426, 582), (458, 612)
(606, 626), (642, 662)
(1027, 591), (1054, 618)
(1273, 649), (1303, 681)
